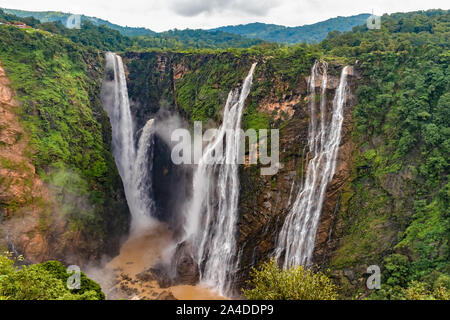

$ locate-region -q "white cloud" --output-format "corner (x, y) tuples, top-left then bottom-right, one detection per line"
(0, 0), (448, 32)
(169, 0), (279, 17)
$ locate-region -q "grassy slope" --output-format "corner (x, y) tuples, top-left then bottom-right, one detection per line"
(0, 25), (129, 258)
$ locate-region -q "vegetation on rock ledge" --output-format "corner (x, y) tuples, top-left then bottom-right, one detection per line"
(0, 253), (104, 300)
(243, 259), (338, 300)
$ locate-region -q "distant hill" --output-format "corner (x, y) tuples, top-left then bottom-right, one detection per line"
(151, 29), (264, 49)
(212, 14), (371, 43)
(3, 8), (371, 45)
(0, 9), (263, 51)
(3, 8), (156, 37)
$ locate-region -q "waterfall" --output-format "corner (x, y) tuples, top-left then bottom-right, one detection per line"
(101, 52), (156, 233)
(275, 62), (349, 269)
(133, 119), (156, 224)
(103, 52), (135, 186)
(183, 63), (257, 296)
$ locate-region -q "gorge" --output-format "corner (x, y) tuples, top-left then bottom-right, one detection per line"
(0, 9), (448, 301)
(93, 50), (353, 298)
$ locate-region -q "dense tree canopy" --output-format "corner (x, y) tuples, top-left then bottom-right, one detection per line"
(242, 259), (338, 300)
(0, 253), (104, 300)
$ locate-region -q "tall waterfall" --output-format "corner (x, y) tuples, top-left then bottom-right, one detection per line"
(275, 62), (349, 269)
(101, 52), (156, 233)
(183, 64), (257, 296)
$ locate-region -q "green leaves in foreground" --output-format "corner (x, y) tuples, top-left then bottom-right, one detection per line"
(242, 259), (338, 300)
(0, 253), (104, 300)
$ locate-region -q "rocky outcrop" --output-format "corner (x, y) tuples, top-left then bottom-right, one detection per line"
(0, 62), (56, 262)
(107, 269), (178, 300)
(172, 242), (200, 285)
(237, 115), (309, 287)
(0, 59), (130, 266)
(139, 242), (201, 288)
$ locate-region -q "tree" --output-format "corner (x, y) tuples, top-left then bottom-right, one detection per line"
(0, 253), (104, 300)
(242, 259), (338, 300)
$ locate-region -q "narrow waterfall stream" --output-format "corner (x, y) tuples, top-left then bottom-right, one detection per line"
(183, 64), (257, 297)
(275, 63), (349, 269)
(101, 52), (155, 233)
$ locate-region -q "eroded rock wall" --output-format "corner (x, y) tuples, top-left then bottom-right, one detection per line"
(123, 52), (360, 291)
(0, 58), (130, 266)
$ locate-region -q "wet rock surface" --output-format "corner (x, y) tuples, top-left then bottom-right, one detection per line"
(173, 242), (200, 285)
(312, 72), (358, 266)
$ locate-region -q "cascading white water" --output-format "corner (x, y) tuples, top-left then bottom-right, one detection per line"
(103, 52), (136, 185)
(133, 119), (156, 221)
(101, 52), (155, 233)
(275, 62), (349, 269)
(130, 118), (157, 231)
(183, 64), (257, 296)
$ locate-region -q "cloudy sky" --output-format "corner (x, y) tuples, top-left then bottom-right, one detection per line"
(0, 0), (448, 32)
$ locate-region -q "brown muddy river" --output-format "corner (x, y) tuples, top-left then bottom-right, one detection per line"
(90, 223), (227, 300)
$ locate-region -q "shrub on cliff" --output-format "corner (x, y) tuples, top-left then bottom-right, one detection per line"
(0, 253), (104, 300)
(368, 254), (450, 300)
(242, 259), (338, 300)
(40, 261), (105, 299)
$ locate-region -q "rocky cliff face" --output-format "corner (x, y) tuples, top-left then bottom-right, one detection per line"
(0, 63), (55, 262)
(123, 51), (360, 291)
(0, 57), (130, 266)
